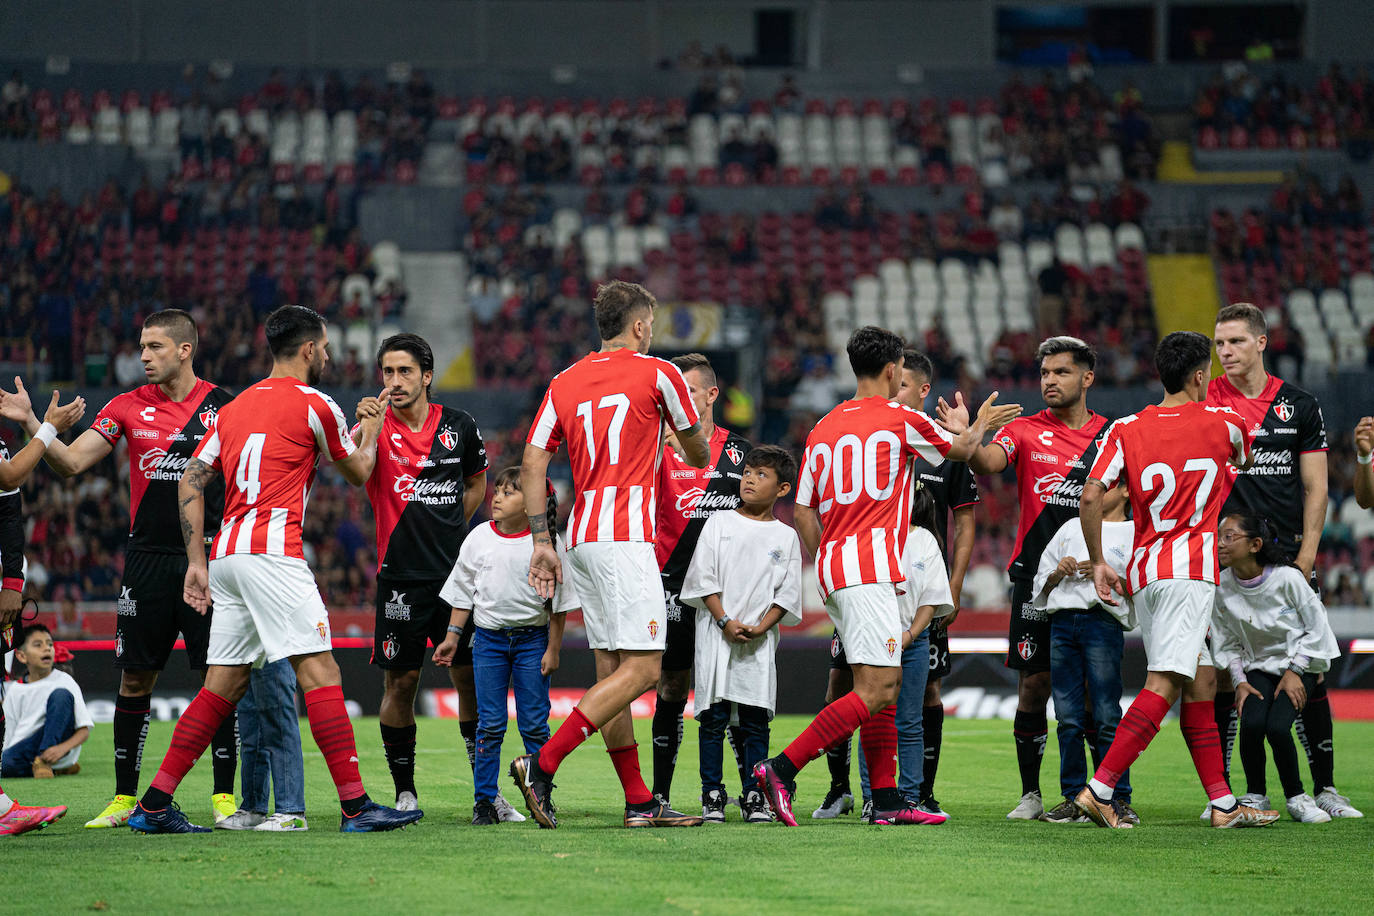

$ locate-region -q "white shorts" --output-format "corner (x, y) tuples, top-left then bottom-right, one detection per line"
(826, 583), (903, 668)
(567, 541), (666, 652)
(1131, 578), (1214, 680)
(207, 553), (332, 666)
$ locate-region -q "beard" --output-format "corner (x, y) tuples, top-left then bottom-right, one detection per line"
(306, 351), (326, 386)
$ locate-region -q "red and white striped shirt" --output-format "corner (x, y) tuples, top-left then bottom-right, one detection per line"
(527, 348), (698, 548)
(192, 377), (357, 561)
(796, 397), (954, 598)
(1088, 401), (1251, 593)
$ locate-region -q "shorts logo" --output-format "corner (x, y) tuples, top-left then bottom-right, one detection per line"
(886, 637), (897, 657)
(117, 586), (137, 616)
(382, 636), (399, 660)
(384, 591), (411, 621)
(1272, 398), (1294, 422)
(316, 621), (328, 643)
(647, 619), (659, 639)
(664, 593), (681, 623)
(438, 427), (457, 451)
(1017, 637), (1036, 661)
(115, 633), (124, 657)
(830, 633), (841, 658)
(96, 417), (121, 438)
(725, 445), (743, 465)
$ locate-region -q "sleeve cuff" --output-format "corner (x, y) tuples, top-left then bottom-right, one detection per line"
(1228, 660), (1247, 685)
(2, 577), (24, 593)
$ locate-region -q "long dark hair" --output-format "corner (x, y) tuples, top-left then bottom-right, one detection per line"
(493, 466), (558, 546)
(1223, 512), (1294, 569)
(910, 481), (944, 555)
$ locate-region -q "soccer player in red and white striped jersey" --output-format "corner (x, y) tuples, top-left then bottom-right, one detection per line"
(754, 326), (1020, 826)
(512, 281), (711, 829)
(1074, 330), (1278, 829)
(128, 306), (422, 834)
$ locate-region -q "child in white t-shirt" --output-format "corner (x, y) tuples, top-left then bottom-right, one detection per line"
(1032, 481), (1135, 824)
(681, 446), (803, 824)
(1213, 512), (1347, 824)
(2, 624), (93, 778)
(436, 468), (577, 826)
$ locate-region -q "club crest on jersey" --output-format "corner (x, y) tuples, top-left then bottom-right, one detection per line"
(648, 619), (659, 639)
(886, 637), (897, 657)
(95, 417), (121, 438)
(198, 407), (218, 429)
(1272, 398), (1294, 423)
(1017, 638), (1036, 661)
(316, 621), (329, 643)
(382, 636), (399, 660)
(725, 445), (743, 465)
(438, 426), (457, 451)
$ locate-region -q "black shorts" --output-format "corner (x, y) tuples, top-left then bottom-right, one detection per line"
(928, 626), (952, 680)
(1006, 577), (1051, 673)
(829, 629), (850, 671)
(114, 550), (211, 671)
(661, 585), (695, 673)
(372, 577), (472, 670)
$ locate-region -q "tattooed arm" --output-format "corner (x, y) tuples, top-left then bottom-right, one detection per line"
(179, 457), (218, 614)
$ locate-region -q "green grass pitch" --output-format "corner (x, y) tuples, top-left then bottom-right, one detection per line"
(7, 715), (1371, 914)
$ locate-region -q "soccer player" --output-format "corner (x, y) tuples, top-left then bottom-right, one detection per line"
(814, 349), (978, 821)
(1073, 330), (1278, 829)
(650, 352), (751, 805)
(349, 334), (511, 816)
(754, 326), (1018, 826)
(1, 311), (243, 829)
(0, 388), (85, 835)
(1209, 303), (1358, 818)
(1355, 417), (1374, 509)
(511, 280), (711, 829)
(937, 336), (1109, 820)
(127, 305), (422, 833)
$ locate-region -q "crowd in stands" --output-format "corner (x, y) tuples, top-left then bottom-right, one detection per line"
(1194, 62), (1374, 153)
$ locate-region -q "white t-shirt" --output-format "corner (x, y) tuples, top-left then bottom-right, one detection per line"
(680, 510), (803, 715)
(2, 670), (94, 769)
(1212, 565), (1340, 678)
(439, 522), (580, 630)
(897, 527), (954, 630)
(1032, 518), (1137, 629)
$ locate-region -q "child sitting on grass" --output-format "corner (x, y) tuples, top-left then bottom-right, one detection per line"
(2, 624), (92, 778)
(681, 445), (803, 823)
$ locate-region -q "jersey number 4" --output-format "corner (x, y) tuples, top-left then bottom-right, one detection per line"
(235, 432), (267, 505)
(576, 393), (630, 466)
(1140, 457), (1217, 533)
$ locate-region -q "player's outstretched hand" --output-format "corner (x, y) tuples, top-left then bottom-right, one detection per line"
(1234, 680), (1262, 718)
(1092, 561), (1122, 606)
(432, 634), (458, 667)
(1277, 669), (1307, 711)
(0, 376), (34, 423)
(43, 389), (86, 432)
(528, 541), (563, 600)
(975, 391), (1022, 433)
(935, 391), (971, 434)
(183, 563), (212, 615)
(1356, 416), (1374, 458)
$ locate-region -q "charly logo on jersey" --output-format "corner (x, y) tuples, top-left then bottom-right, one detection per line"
(675, 486), (741, 519)
(438, 425), (458, 451)
(393, 474), (461, 505)
(1272, 398), (1294, 423)
(139, 447), (192, 482)
(198, 407), (218, 429)
(1037, 430), (1054, 447)
(384, 591), (411, 621)
(117, 586), (137, 615)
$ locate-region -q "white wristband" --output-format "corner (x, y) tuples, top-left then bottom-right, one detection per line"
(1358, 452), (1373, 465)
(35, 423), (57, 448)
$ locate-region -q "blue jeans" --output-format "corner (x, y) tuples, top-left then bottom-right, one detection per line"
(237, 658), (306, 814)
(859, 627), (930, 803)
(473, 626), (551, 803)
(1, 689), (76, 777)
(1050, 609), (1131, 802)
(697, 701), (770, 794)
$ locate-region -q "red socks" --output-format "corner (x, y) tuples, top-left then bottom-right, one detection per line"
(859, 705), (898, 791)
(783, 692), (871, 771)
(1181, 699), (1232, 801)
(305, 685), (365, 804)
(150, 688), (234, 796)
(1093, 689), (1170, 790)
(537, 707), (597, 776)
(607, 743), (654, 806)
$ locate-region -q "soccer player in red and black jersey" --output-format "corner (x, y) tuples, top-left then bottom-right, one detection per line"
(938, 336), (1109, 820)
(349, 334), (497, 815)
(2, 310), (242, 829)
(0, 387), (85, 835)
(1209, 303), (1358, 818)
(650, 352), (751, 804)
